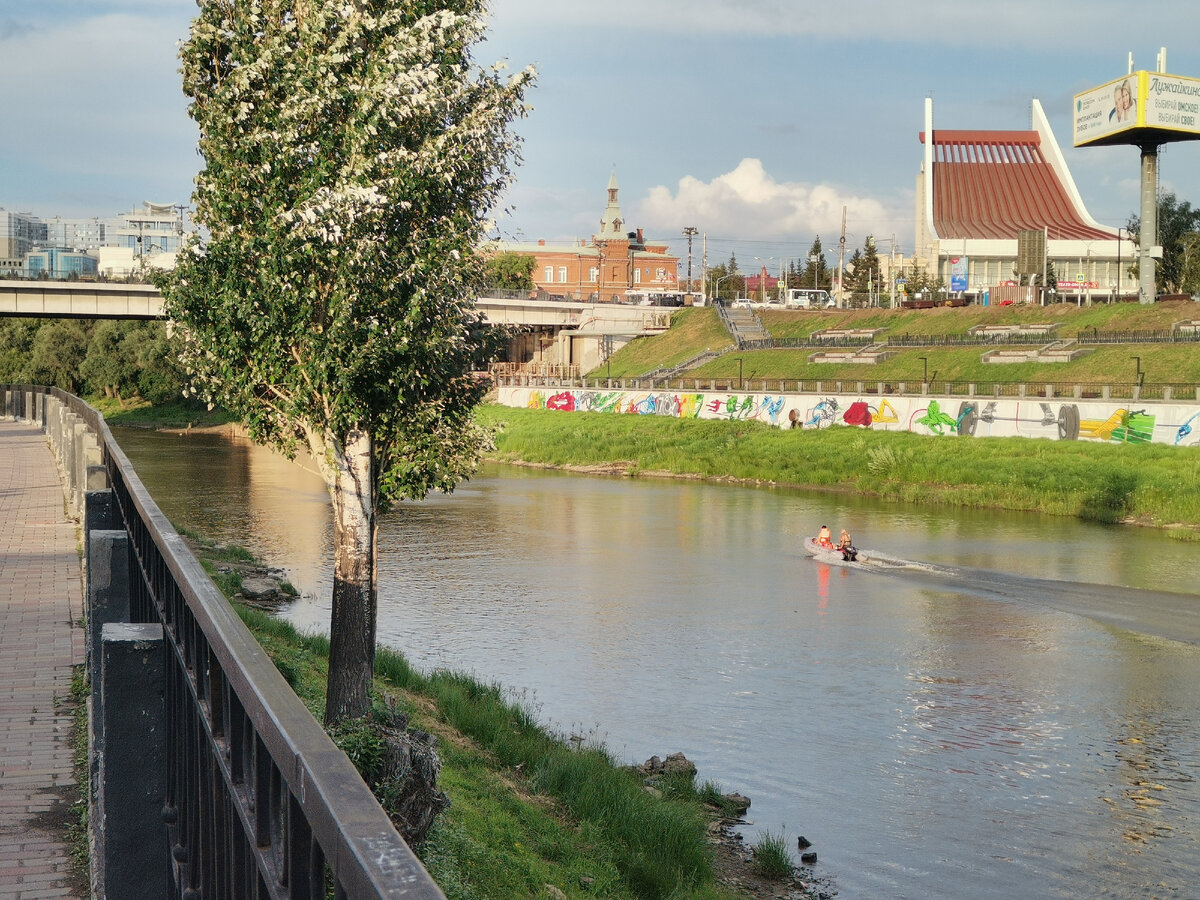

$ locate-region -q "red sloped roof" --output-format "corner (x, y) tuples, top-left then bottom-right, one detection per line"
(922, 130), (1111, 241)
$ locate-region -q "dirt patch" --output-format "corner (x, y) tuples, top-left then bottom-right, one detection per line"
(709, 820), (833, 899)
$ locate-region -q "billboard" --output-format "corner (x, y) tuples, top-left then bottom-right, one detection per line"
(1073, 73), (1142, 146)
(949, 256), (968, 292)
(1074, 71), (1200, 147)
(1142, 72), (1200, 135)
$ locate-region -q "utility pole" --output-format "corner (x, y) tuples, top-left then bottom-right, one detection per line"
(683, 226), (698, 297)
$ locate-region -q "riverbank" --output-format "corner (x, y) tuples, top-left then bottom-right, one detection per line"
(180, 531), (823, 900)
(477, 404), (1200, 538)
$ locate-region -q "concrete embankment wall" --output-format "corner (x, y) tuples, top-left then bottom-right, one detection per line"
(497, 384), (1200, 446)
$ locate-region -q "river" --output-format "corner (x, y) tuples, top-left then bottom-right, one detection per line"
(112, 426), (1200, 899)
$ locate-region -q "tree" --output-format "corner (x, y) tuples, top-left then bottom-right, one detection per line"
(852, 237), (881, 296)
(800, 237), (831, 291)
(161, 1), (534, 724)
(1180, 233), (1200, 295)
(80, 321), (136, 401)
(30, 321), (87, 392)
(1127, 192), (1200, 294)
(484, 250), (535, 291)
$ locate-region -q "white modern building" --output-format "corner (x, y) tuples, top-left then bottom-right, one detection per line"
(914, 98), (1137, 304)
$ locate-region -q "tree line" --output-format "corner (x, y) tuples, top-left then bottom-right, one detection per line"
(0, 317), (187, 405)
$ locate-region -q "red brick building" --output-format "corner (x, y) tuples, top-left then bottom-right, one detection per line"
(488, 174), (679, 302)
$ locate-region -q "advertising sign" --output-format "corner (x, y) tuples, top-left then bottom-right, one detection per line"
(1074, 73), (1142, 146)
(949, 257), (968, 292)
(1142, 72), (1200, 137)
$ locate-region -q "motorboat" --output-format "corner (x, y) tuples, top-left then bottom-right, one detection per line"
(803, 537), (861, 565)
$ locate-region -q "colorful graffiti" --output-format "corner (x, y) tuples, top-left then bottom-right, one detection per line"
(507, 387), (1192, 447)
(525, 389), (785, 425)
(805, 397), (840, 428)
(912, 399), (961, 435)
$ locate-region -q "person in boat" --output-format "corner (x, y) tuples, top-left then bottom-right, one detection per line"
(838, 528), (858, 562)
(817, 524), (834, 549)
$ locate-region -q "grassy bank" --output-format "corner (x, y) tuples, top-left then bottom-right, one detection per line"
(477, 405), (1200, 537)
(184, 535), (787, 900)
(608, 304), (1200, 385)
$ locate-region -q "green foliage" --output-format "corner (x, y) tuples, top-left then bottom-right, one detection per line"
(0, 318), (188, 405)
(30, 321), (87, 392)
(751, 829), (793, 879)
(1180, 233), (1200, 295)
(484, 250), (536, 291)
(1128, 192), (1200, 294)
(162, 0), (535, 723)
(799, 237), (831, 291)
(162, 0), (534, 507)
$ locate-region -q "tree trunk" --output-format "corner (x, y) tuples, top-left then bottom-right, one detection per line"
(323, 429), (378, 725)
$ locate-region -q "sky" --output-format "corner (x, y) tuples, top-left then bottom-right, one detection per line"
(3, 1), (1200, 272)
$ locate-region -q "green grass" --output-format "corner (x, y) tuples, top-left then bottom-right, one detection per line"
(91, 395), (234, 429)
(596, 303), (1200, 385)
(478, 404), (1200, 535)
(602, 308), (733, 378)
(750, 829), (794, 880)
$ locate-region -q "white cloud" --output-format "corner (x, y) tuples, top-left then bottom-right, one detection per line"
(637, 159), (904, 244)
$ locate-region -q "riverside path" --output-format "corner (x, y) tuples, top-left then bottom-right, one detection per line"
(0, 420), (86, 899)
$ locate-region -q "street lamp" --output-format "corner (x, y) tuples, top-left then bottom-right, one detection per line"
(754, 256), (776, 304)
(713, 273), (734, 305)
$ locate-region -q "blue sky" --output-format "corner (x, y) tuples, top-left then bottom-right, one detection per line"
(3, 1), (1199, 268)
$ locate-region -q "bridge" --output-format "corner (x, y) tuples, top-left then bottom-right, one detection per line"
(0, 279), (674, 371)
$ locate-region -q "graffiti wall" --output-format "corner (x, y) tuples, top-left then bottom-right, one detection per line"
(496, 386), (1200, 446)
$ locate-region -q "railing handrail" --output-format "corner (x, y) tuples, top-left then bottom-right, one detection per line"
(6, 384), (444, 900)
(492, 375), (1198, 402)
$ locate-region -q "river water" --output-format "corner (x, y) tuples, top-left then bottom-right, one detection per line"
(113, 426), (1200, 899)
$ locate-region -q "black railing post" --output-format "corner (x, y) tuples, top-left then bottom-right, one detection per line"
(99, 623), (170, 899)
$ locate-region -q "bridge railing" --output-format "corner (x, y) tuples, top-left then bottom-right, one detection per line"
(1, 384), (444, 900)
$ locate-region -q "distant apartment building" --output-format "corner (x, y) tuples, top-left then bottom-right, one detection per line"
(0, 202), (187, 278)
(44, 217), (108, 252)
(110, 202), (184, 256)
(486, 174), (680, 302)
(0, 209), (49, 276)
(25, 248), (99, 279)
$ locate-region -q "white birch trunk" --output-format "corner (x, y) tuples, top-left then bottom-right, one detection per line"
(317, 428), (378, 723)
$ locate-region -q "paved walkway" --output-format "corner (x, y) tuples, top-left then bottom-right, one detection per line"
(0, 421), (86, 899)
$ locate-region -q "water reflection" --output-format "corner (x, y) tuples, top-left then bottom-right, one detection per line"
(112, 428), (1200, 898)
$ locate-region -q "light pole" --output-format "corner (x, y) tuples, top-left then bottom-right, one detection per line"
(713, 273), (734, 304)
(683, 226), (698, 296)
(753, 256), (776, 303)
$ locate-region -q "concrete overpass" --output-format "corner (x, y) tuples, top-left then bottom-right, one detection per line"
(0, 279), (675, 371)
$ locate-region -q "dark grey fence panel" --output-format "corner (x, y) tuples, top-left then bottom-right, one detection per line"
(6, 385), (444, 900)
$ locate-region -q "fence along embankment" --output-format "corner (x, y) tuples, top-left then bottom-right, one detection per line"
(1, 384), (444, 900)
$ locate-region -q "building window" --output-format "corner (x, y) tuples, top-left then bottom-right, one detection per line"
(589, 267), (598, 282)
(558, 266), (567, 283)
(544, 266), (554, 283)
(633, 268), (641, 284)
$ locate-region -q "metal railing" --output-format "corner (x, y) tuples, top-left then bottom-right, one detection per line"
(4, 385), (443, 900)
(491, 374), (1200, 403)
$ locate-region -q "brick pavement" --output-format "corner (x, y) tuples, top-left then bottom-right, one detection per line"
(0, 421), (86, 899)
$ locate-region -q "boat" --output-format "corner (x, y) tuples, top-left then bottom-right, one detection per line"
(803, 537), (863, 565)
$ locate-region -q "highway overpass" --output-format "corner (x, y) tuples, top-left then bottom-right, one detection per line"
(0, 279), (675, 371)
